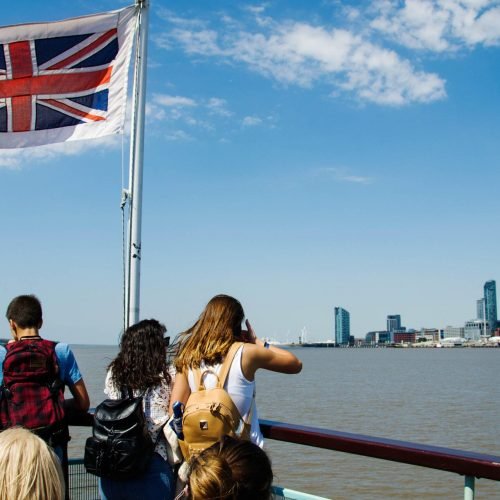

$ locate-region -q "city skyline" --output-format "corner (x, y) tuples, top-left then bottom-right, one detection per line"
(1, 1), (499, 345)
(353, 280), (498, 342)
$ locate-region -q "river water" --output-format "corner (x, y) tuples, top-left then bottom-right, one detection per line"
(68, 345), (500, 499)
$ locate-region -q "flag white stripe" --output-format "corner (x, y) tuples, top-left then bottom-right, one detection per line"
(4, 44), (12, 80)
(31, 95), (36, 130)
(6, 97), (12, 132)
(30, 39), (38, 75)
(38, 63), (114, 76)
(37, 99), (99, 123)
(47, 97), (107, 118)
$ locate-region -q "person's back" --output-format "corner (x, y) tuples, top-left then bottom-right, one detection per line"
(98, 319), (175, 500)
(0, 427), (65, 500)
(185, 342), (262, 446)
(170, 294), (302, 453)
(0, 295), (90, 452)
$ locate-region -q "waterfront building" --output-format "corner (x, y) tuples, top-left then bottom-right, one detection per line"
(419, 328), (440, 342)
(365, 330), (391, 344)
(394, 331), (416, 344)
(464, 319), (488, 340)
(476, 298), (485, 320)
(335, 307), (350, 345)
(444, 326), (465, 339)
(484, 280), (497, 335)
(387, 315), (401, 334)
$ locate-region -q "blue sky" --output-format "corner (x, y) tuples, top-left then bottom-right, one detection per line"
(1, 0), (499, 344)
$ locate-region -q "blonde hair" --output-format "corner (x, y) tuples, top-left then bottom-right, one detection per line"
(0, 427), (65, 500)
(188, 436), (273, 500)
(175, 295), (244, 372)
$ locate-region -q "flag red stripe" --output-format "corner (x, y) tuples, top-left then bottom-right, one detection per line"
(9, 41), (33, 79)
(48, 29), (118, 70)
(43, 99), (105, 122)
(11, 95), (32, 132)
(0, 66), (112, 98)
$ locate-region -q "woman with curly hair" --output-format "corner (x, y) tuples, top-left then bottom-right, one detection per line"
(170, 294), (302, 448)
(100, 319), (175, 500)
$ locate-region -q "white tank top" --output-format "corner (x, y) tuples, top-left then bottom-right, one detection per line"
(187, 344), (264, 447)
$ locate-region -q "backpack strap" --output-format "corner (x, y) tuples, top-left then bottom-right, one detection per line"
(192, 342), (243, 391)
(217, 342), (243, 389)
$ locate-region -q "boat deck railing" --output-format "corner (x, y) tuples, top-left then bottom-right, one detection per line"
(68, 413), (500, 499)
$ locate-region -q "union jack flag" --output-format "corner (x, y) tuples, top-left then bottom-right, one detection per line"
(0, 6), (136, 148)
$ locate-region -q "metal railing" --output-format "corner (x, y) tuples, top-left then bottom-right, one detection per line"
(69, 413), (500, 499)
(259, 419), (500, 499)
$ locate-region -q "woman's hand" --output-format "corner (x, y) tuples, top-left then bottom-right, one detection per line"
(240, 319), (257, 344)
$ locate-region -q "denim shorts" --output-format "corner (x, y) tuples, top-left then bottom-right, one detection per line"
(99, 453), (175, 500)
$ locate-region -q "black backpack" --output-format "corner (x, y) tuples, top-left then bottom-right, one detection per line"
(84, 388), (155, 480)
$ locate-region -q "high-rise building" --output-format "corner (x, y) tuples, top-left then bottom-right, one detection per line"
(387, 315), (401, 333)
(484, 280), (497, 335)
(477, 299), (485, 320)
(335, 307), (350, 345)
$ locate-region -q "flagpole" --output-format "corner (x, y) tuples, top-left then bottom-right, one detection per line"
(126, 0), (149, 329)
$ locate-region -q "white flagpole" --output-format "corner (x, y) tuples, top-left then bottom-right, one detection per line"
(125, 0), (149, 329)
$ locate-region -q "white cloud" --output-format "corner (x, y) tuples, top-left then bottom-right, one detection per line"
(159, 14), (446, 105)
(166, 130), (192, 141)
(315, 167), (374, 184)
(206, 98), (232, 116)
(0, 136), (119, 170)
(146, 102), (166, 122)
(370, 0), (500, 51)
(152, 94), (197, 107)
(242, 115), (263, 127)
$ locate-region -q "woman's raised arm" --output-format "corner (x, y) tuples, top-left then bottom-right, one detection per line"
(240, 321), (302, 380)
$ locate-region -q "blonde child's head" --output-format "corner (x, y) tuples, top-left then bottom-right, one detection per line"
(0, 427), (65, 500)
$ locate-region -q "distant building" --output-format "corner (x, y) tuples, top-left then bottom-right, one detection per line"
(394, 331), (416, 344)
(464, 319), (488, 340)
(365, 330), (391, 344)
(335, 307), (350, 345)
(387, 315), (401, 334)
(484, 280), (497, 335)
(444, 326), (465, 339)
(477, 299), (485, 320)
(418, 328), (441, 342)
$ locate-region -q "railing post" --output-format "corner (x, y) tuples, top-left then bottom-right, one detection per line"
(464, 476), (475, 500)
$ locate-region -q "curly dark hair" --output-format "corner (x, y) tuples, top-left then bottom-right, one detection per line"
(108, 319), (171, 391)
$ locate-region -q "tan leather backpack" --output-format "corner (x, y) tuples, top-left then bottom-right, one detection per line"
(179, 342), (252, 460)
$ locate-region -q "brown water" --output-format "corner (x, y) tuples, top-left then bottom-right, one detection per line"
(69, 345), (500, 499)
